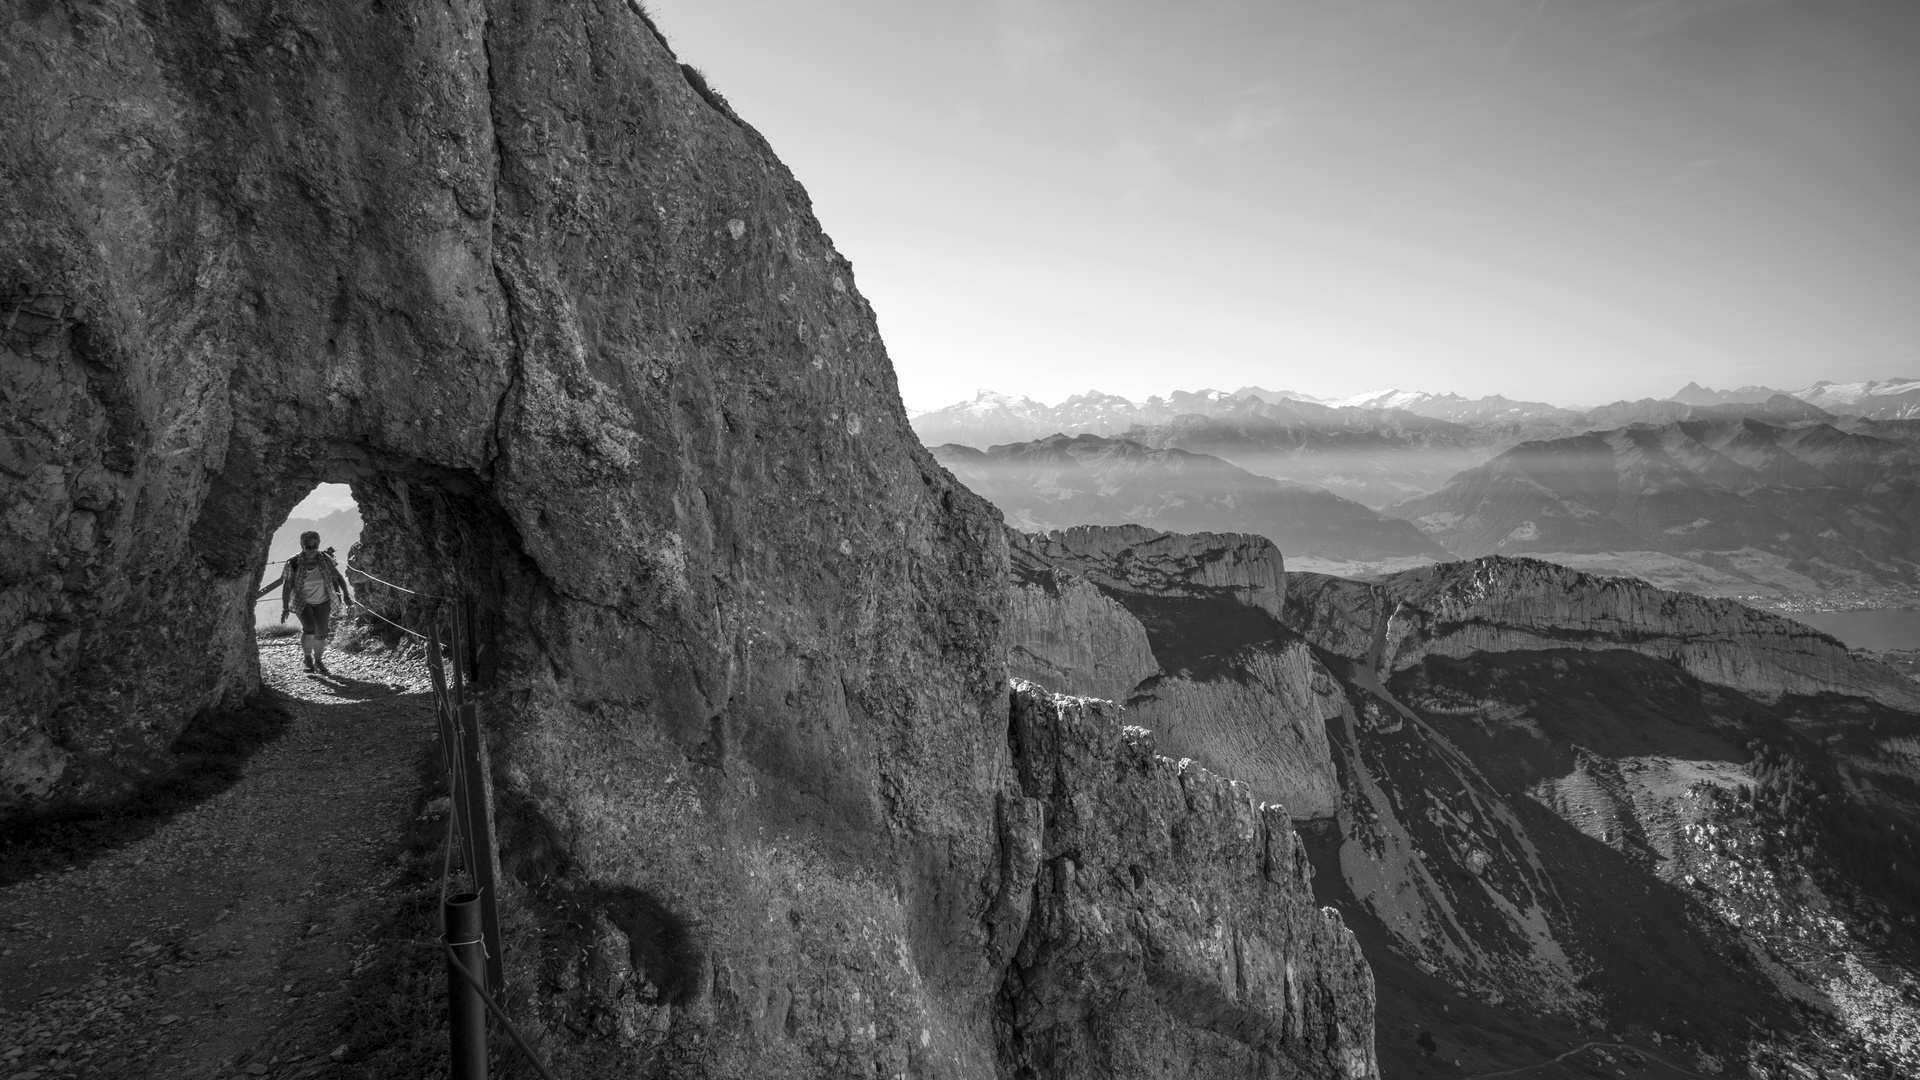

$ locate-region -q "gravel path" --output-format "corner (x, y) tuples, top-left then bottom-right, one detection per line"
(0, 640), (434, 1080)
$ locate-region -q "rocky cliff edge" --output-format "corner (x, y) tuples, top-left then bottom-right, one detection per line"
(1290, 557), (1920, 711)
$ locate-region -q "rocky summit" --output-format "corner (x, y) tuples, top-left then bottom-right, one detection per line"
(1, 4), (1377, 1076)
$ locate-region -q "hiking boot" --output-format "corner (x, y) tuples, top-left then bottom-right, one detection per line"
(315, 659), (331, 675)
(304, 655), (316, 673)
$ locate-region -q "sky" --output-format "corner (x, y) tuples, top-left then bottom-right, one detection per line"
(290, 483), (357, 518)
(643, 0), (1920, 411)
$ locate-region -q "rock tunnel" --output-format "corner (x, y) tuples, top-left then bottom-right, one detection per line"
(1, 3), (1379, 1076)
(0, 0), (1021, 1066)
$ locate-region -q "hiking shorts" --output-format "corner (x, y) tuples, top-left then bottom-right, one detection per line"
(296, 601), (333, 639)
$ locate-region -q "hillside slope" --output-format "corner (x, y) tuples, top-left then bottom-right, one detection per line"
(936, 434), (1448, 563)
(1387, 419), (1920, 596)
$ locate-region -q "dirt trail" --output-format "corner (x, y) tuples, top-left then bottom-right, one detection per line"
(0, 640), (433, 1080)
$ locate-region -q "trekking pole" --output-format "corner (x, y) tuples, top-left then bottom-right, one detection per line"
(444, 891), (490, 1080)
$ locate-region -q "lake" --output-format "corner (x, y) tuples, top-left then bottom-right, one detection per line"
(1786, 608), (1920, 652)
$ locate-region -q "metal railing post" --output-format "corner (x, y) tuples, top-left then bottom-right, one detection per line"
(444, 891), (490, 1080)
(311, 567), (559, 1079)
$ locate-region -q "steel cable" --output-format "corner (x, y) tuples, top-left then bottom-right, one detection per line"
(345, 555), (450, 599)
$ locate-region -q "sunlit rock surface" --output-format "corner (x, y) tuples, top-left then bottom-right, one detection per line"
(1124, 644), (1344, 820)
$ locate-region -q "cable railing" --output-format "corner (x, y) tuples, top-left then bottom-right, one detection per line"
(251, 552), (438, 640)
(253, 557), (559, 1080)
(422, 595), (559, 1080)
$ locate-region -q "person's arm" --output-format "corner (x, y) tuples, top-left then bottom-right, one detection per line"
(279, 559), (293, 621)
(328, 556), (353, 606)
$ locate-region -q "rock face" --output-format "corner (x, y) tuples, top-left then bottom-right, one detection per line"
(1123, 647), (1344, 820)
(1013, 525), (1288, 624)
(0, 6), (1377, 1076)
(1006, 527), (1343, 818)
(1006, 563), (1158, 702)
(999, 684), (1375, 1079)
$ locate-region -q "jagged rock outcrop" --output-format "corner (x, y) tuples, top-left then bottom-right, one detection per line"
(1005, 527), (1344, 817)
(999, 683), (1376, 1079)
(0, 5), (1377, 1075)
(1290, 557), (1920, 710)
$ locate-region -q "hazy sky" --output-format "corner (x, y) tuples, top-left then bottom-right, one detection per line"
(644, 0), (1920, 410)
(290, 483), (357, 518)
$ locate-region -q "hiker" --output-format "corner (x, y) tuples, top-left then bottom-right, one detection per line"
(281, 531), (353, 674)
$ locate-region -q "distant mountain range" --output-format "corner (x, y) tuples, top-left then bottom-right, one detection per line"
(1795, 379), (1920, 419)
(1617, 378), (1920, 419)
(930, 434), (1445, 564)
(920, 380), (1920, 600)
(1120, 398), (1494, 510)
(1576, 394), (1835, 429)
(912, 378), (1920, 450)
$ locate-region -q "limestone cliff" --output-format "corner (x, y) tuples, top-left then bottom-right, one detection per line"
(1124, 646), (1344, 820)
(0, 4), (1377, 1074)
(1006, 561), (1157, 702)
(1005, 528), (1344, 818)
(998, 684), (1375, 1078)
(1015, 525), (1287, 625)
(1290, 557), (1920, 710)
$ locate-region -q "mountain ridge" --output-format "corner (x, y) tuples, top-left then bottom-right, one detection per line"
(934, 433), (1448, 563)
(914, 378), (1920, 448)
(1385, 418), (1920, 595)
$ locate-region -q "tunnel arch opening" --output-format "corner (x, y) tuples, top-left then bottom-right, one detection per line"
(197, 444), (532, 696)
(253, 482), (360, 634)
